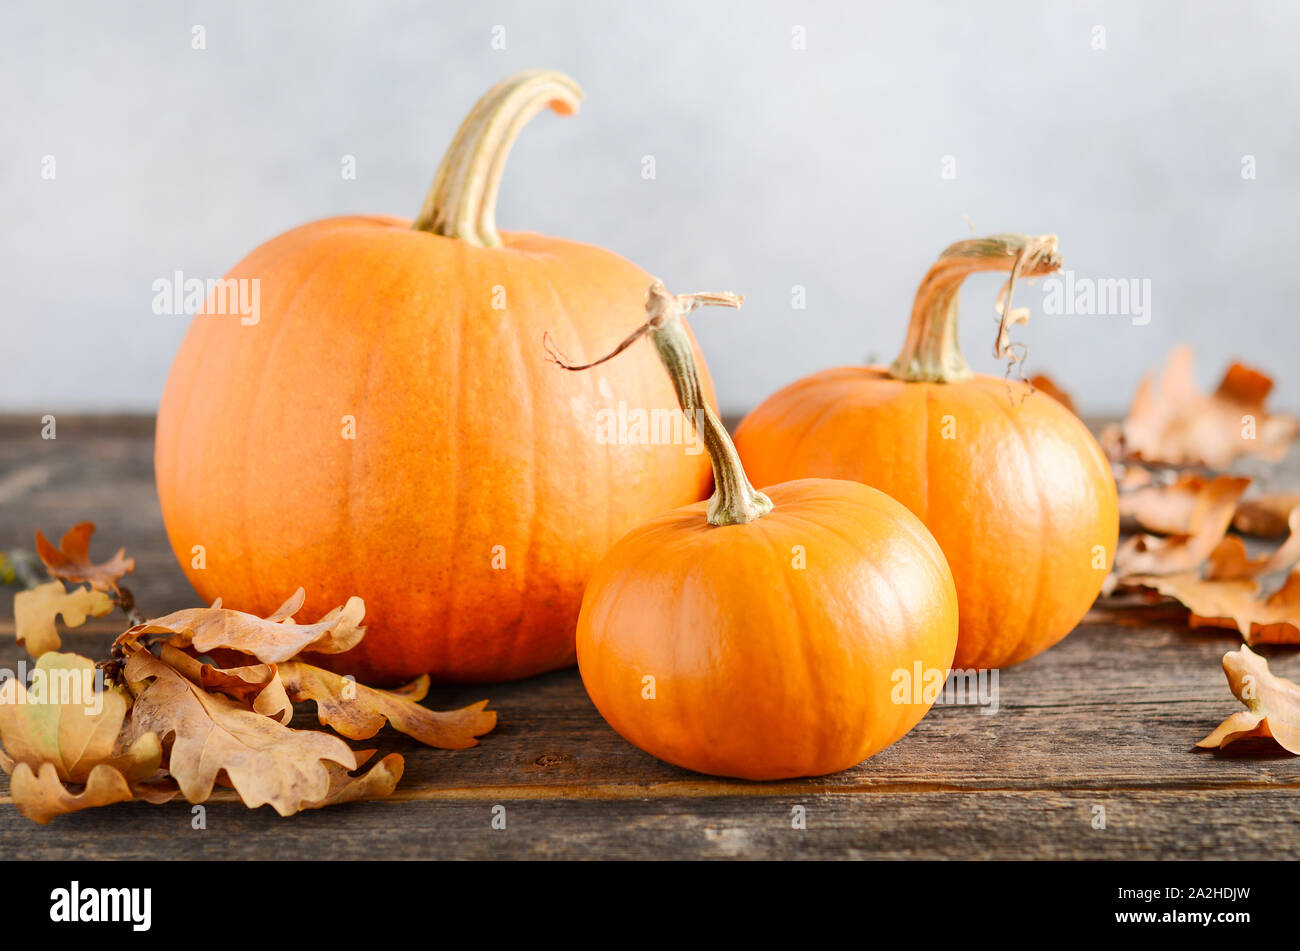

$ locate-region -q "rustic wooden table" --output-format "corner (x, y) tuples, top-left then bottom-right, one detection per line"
(1, 416), (1297, 860)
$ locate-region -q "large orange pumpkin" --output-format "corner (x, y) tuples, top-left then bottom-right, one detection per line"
(154, 71), (715, 684)
(565, 282), (959, 779)
(734, 234), (1118, 670)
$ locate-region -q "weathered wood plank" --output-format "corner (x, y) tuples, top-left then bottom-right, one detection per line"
(2, 612), (1292, 797)
(2, 415), (1299, 860)
(0, 416), (196, 610)
(1, 789), (1296, 860)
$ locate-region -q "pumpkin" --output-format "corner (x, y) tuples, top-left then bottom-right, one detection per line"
(558, 282), (959, 780)
(154, 70), (715, 685)
(733, 234), (1119, 669)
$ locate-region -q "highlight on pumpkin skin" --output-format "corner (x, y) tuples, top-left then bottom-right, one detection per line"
(562, 285), (960, 779)
(155, 69), (719, 685)
(732, 233), (1119, 671)
(411, 69), (583, 247)
(546, 280), (773, 526)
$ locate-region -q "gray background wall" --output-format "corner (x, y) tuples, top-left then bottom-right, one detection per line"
(3, 0), (1297, 415)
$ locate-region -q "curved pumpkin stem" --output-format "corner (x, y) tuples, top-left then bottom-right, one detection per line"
(411, 70), (583, 247)
(546, 282), (773, 527)
(889, 233), (1062, 383)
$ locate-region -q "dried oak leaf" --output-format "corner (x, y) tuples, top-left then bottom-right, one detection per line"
(1235, 569), (1300, 646)
(121, 647), (359, 816)
(1197, 645), (1300, 753)
(278, 661), (496, 749)
(1119, 476), (1300, 542)
(1117, 472), (1211, 535)
(1116, 487), (1300, 644)
(35, 522), (134, 593)
(1203, 508), (1300, 581)
(1103, 346), (1298, 468)
(132, 778), (182, 804)
(130, 588), (365, 664)
(1233, 493), (1300, 537)
(8, 762), (135, 825)
(1029, 374), (1077, 414)
(157, 644), (292, 724)
(13, 580), (114, 658)
(0, 652), (161, 785)
(1122, 566), (1300, 646)
(1107, 475), (1250, 589)
(1116, 465), (1155, 491)
(0, 653), (162, 824)
(1107, 472), (1300, 640)
(306, 750), (405, 809)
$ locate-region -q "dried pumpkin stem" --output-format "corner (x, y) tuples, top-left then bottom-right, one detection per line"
(546, 281), (773, 526)
(411, 69), (583, 247)
(889, 233), (1062, 383)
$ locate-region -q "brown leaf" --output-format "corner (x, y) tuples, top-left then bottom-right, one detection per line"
(129, 588), (366, 664)
(1203, 508), (1300, 581)
(121, 648), (358, 815)
(1116, 465), (1155, 491)
(13, 580), (114, 658)
(130, 774), (183, 804)
(1108, 476), (1250, 586)
(1117, 472), (1210, 535)
(0, 652), (160, 785)
(8, 761), (134, 825)
(35, 522), (134, 593)
(1029, 374), (1077, 414)
(305, 751), (405, 809)
(1234, 494), (1300, 537)
(1108, 474), (1300, 639)
(1198, 645), (1300, 753)
(1105, 347), (1298, 468)
(1123, 566), (1300, 646)
(1241, 570), (1300, 645)
(1118, 476), (1300, 548)
(157, 644), (292, 724)
(278, 661), (496, 749)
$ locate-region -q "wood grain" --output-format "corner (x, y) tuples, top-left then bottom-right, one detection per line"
(1, 414), (1298, 859)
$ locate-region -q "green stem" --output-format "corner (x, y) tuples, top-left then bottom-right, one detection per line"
(547, 282), (772, 526)
(411, 69), (583, 247)
(889, 233), (1062, 383)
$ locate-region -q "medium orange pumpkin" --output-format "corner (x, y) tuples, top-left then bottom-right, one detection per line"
(562, 282), (959, 780)
(734, 234), (1118, 670)
(154, 71), (715, 684)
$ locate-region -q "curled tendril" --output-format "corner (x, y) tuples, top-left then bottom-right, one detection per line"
(544, 280), (742, 372)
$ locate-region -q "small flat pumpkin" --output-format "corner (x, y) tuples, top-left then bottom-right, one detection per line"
(555, 282), (959, 779)
(734, 234), (1118, 669)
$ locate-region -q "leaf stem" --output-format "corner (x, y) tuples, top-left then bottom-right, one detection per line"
(115, 585), (145, 628)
